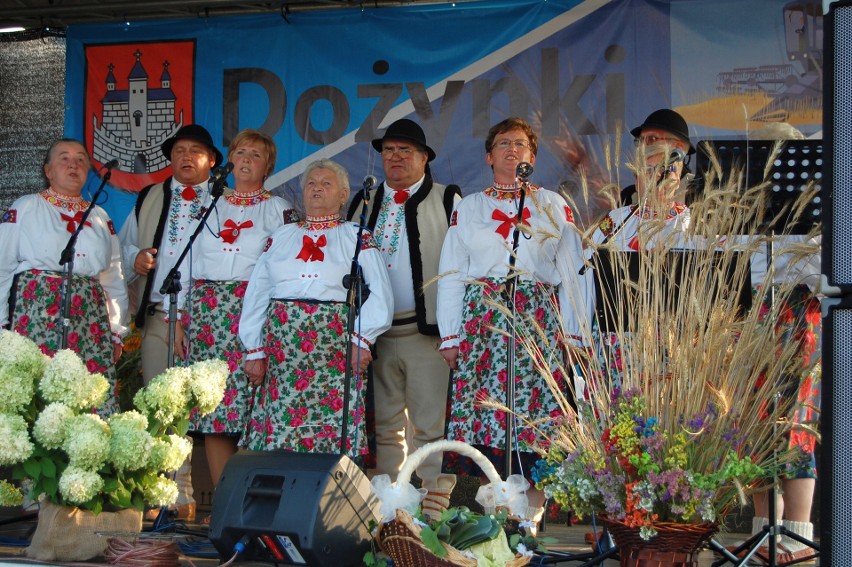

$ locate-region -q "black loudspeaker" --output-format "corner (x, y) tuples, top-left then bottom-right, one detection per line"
(821, 298), (852, 567)
(822, 4), (852, 567)
(824, 1), (852, 292)
(208, 451), (380, 566)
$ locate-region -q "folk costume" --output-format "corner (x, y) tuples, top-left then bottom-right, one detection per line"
(347, 174), (460, 489)
(1, 189), (129, 415)
(164, 189), (293, 437)
(437, 184), (586, 478)
(585, 202), (691, 388)
(239, 214), (393, 460)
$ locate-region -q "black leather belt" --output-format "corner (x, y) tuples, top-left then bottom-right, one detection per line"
(392, 315), (417, 326)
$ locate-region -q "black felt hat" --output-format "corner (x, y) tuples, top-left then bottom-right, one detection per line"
(371, 118), (436, 162)
(630, 109), (695, 155)
(161, 124), (224, 166)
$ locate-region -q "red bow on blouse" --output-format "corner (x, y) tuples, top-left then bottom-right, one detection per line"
(181, 185), (198, 201)
(297, 234), (327, 262)
(219, 219), (254, 244)
(491, 207), (531, 239)
(393, 189), (409, 204)
(60, 211), (91, 234)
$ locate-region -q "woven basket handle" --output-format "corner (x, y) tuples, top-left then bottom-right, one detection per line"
(396, 440), (503, 486)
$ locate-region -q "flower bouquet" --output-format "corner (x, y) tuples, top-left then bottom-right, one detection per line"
(0, 329), (228, 560)
(519, 142), (820, 559)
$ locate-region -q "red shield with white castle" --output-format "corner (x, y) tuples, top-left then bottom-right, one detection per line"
(84, 41), (196, 191)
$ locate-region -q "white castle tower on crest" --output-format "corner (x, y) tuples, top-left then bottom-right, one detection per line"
(92, 50), (184, 174)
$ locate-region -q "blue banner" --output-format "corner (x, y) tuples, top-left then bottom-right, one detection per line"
(64, 0), (823, 228)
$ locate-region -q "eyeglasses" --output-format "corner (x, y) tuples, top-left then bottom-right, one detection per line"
(634, 135), (681, 146)
(493, 139), (531, 150)
(381, 146), (417, 158)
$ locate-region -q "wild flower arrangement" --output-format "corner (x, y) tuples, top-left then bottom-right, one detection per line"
(499, 140), (821, 541)
(0, 329), (227, 513)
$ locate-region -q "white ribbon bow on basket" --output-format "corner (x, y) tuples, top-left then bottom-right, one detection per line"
(369, 440), (531, 523)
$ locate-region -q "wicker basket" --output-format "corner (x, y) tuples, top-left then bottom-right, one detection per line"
(601, 517), (719, 567)
(375, 440), (532, 567)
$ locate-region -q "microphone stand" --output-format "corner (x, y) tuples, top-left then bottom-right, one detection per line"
(159, 166), (231, 368)
(150, 167), (229, 531)
(503, 162), (532, 476)
(57, 164), (114, 349)
(340, 176), (375, 456)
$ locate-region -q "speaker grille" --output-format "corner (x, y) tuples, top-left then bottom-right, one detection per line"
(830, 5), (852, 286)
(828, 307), (852, 565)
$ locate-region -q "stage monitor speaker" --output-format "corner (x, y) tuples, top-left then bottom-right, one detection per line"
(824, 1), (852, 292)
(208, 451), (380, 566)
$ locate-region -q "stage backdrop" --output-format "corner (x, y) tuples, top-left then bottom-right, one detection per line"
(62, 0), (823, 229)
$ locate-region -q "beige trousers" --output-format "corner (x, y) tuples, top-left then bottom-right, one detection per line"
(140, 306), (194, 506)
(373, 322), (452, 489)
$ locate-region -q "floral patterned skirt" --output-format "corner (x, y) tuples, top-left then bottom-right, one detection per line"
(241, 299), (367, 462)
(186, 280), (251, 436)
(10, 269), (118, 415)
(443, 278), (569, 479)
(758, 284), (821, 478)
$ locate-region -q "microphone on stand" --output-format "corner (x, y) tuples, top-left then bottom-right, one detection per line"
(100, 158), (120, 172)
(209, 162), (234, 198)
(516, 161), (534, 181)
(362, 175), (378, 191)
(665, 148), (687, 172)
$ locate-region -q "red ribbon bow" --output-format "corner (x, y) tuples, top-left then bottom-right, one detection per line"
(491, 207), (531, 239)
(296, 234), (327, 262)
(393, 190), (409, 204)
(181, 185), (198, 201)
(59, 211), (91, 234)
(219, 219), (254, 244)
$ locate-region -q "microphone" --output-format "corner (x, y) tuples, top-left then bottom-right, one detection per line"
(516, 162), (534, 181)
(211, 162), (234, 183)
(209, 162), (234, 198)
(668, 148), (687, 164)
(101, 158), (120, 171)
(362, 175), (377, 190)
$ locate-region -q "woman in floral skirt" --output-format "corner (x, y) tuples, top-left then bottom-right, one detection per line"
(436, 117), (587, 523)
(171, 129), (291, 486)
(239, 159), (392, 461)
(0, 139), (128, 416)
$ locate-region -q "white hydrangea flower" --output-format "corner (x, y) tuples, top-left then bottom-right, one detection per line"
(33, 402), (75, 450)
(135, 367), (191, 424)
(147, 434), (191, 473)
(62, 413), (111, 470)
(0, 330), (46, 376)
(0, 479), (24, 507)
(143, 475), (179, 507)
(0, 331), (46, 415)
(108, 411), (153, 472)
(188, 359), (228, 415)
(0, 413), (34, 466)
(59, 466), (104, 505)
(39, 350), (109, 410)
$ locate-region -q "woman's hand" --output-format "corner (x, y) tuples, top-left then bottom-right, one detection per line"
(174, 320), (188, 361)
(244, 358), (268, 386)
(440, 347), (459, 370)
(351, 344), (372, 374)
(112, 343), (123, 364)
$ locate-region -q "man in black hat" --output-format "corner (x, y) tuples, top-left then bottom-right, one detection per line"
(622, 108), (694, 205)
(119, 124), (224, 521)
(347, 118), (461, 520)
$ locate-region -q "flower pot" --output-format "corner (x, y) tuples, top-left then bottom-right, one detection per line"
(26, 499), (143, 561)
(601, 518), (719, 567)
